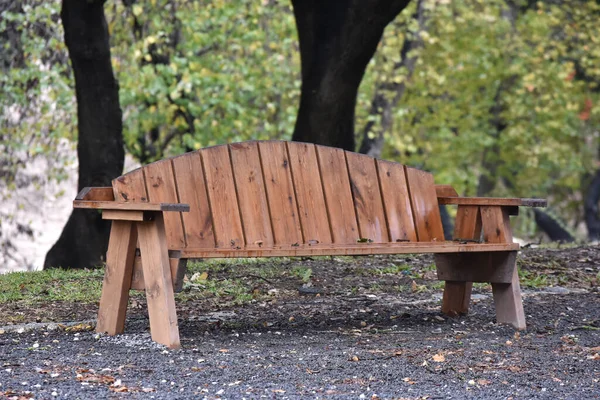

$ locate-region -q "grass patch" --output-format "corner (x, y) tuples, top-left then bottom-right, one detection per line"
(0, 268), (105, 304)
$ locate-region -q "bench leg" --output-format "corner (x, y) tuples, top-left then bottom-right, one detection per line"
(96, 221), (137, 335)
(442, 281), (473, 316)
(439, 205), (480, 316)
(492, 267), (526, 329)
(137, 213), (181, 349)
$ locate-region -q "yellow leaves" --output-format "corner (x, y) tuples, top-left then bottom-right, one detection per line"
(132, 4), (143, 17)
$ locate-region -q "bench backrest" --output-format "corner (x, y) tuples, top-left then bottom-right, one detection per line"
(112, 141), (444, 250)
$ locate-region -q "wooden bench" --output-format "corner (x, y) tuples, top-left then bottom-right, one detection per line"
(74, 140), (546, 348)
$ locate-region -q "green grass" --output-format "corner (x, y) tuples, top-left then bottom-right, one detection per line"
(0, 268), (105, 304)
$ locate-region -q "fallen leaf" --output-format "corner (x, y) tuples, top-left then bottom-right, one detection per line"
(432, 353), (445, 362)
(272, 389), (286, 393)
(219, 349), (229, 353)
(350, 355), (360, 362)
(477, 379), (491, 386)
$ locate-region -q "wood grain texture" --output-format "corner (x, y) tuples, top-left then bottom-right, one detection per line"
(434, 185), (458, 197)
(376, 159), (417, 242)
(144, 159), (186, 249)
(479, 205), (526, 329)
(96, 220), (137, 335)
(405, 167), (445, 242)
(201, 145), (245, 248)
(438, 197), (547, 207)
(230, 142), (274, 248)
(137, 214), (180, 348)
(258, 141), (303, 245)
(172, 152), (215, 248)
(180, 242), (519, 258)
(437, 205), (483, 316)
(102, 210), (147, 221)
(286, 142), (332, 244)
(481, 206), (513, 243)
(74, 200), (189, 212)
(131, 256), (187, 292)
(112, 168), (148, 203)
(454, 206), (482, 241)
(493, 267), (526, 329)
(346, 151), (389, 243)
(315, 145), (359, 244)
(76, 187), (114, 201)
(436, 252), (517, 283)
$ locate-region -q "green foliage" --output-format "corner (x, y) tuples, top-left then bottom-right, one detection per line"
(0, 1), (74, 187)
(360, 0), (600, 230)
(107, 0), (300, 162)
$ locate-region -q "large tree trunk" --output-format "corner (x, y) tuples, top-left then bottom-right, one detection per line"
(585, 169), (600, 241)
(291, 0), (411, 151)
(45, 0), (123, 269)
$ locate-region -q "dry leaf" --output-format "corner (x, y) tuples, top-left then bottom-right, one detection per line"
(219, 348), (229, 353)
(432, 353), (445, 362)
(477, 379), (491, 386)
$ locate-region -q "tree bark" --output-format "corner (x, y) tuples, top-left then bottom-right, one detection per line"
(585, 169), (600, 241)
(291, 0), (411, 151)
(45, 0), (124, 269)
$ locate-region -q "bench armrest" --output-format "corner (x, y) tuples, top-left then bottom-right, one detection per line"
(73, 200), (190, 212)
(74, 188), (189, 212)
(437, 197), (547, 208)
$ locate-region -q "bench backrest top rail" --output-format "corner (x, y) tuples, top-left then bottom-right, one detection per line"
(112, 141), (445, 250)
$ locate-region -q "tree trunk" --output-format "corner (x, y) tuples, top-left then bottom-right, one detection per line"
(290, 0), (411, 151)
(45, 0), (123, 269)
(585, 169), (600, 240)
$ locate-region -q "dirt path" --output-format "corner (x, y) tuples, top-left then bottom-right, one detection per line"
(1, 247), (599, 399)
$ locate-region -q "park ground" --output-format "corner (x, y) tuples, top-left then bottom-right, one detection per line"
(0, 245), (599, 399)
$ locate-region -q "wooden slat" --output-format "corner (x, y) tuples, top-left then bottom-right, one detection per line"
(315, 145), (359, 244)
(76, 187), (114, 201)
(172, 152), (215, 248)
(144, 159), (186, 249)
(286, 142), (332, 244)
(435, 185), (458, 198)
(201, 145), (245, 248)
(436, 252), (517, 283)
(113, 168), (148, 203)
(180, 242), (519, 258)
(74, 200), (189, 212)
(481, 206), (513, 243)
(137, 214), (180, 349)
(230, 142), (274, 248)
(96, 220), (137, 336)
(377, 160), (417, 242)
(102, 210), (146, 222)
(454, 205), (482, 242)
(405, 167), (445, 242)
(438, 197), (547, 207)
(258, 141), (303, 245)
(346, 151), (389, 243)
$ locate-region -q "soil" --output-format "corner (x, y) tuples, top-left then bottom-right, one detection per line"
(1, 245), (599, 399)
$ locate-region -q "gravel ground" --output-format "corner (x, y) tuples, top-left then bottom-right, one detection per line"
(1, 247), (599, 399)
